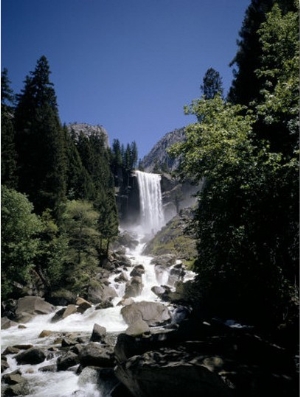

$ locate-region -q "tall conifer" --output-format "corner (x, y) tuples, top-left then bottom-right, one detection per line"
(14, 56), (66, 218)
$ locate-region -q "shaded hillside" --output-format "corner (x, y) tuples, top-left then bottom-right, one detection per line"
(141, 127), (186, 172)
(142, 208), (197, 267)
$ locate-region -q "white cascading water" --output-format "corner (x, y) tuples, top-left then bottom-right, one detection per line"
(135, 170), (165, 234)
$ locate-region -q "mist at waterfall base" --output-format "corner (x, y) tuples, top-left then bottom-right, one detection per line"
(1, 171), (196, 396)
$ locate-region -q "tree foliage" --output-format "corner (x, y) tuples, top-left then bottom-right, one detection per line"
(170, 1), (299, 327)
(14, 56), (67, 218)
(1, 186), (42, 299)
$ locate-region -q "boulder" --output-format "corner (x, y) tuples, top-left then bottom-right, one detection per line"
(115, 348), (233, 397)
(150, 254), (176, 268)
(130, 265), (145, 277)
(57, 351), (79, 371)
(14, 296), (55, 323)
(2, 370), (29, 396)
(78, 366), (119, 397)
(87, 283), (118, 304)
(125, 319), (150, 336)
(76, 297), (92, 313)
(15, 347), (46, 365)
(1, 316), (18, 329)
(90, 323), (107, 342)
(114, 272), (129, 283)
(79, 342), (115, 368)
(123, 276), (143, 298)
(121, 301), (170, 326)
(47, 289), (77, 306)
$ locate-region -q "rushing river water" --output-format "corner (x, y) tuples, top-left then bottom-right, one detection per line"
(1, 234), (195, 397)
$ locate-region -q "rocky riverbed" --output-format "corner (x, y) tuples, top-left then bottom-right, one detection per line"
(1, 233), (299, 397)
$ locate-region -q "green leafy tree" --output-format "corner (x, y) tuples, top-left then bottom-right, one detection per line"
(170, 95), (298, 326)
(200, 67), (224, 99)
(254, 2), (299, 156)
(62, 200), (100, 274)
(14, 56), (66, 218)
(35, 209), (68, 291)
(1, 186), (41, 299)
(1, 68), (18, 188)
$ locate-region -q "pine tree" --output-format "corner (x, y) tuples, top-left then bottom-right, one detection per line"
(200, 68), (224, 99)
(1, 68), (18, 188)
(14, 56), (66, 218)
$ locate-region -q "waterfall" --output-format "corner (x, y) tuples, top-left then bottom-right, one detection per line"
(135, 170), (164, 234)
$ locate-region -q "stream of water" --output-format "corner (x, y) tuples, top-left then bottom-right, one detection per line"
(1, 235), (195, 397)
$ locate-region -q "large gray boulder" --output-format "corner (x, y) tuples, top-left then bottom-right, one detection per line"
(121, 301), (170, 326)
(87, 282), (118, 304)
(15, 296), (55, 323)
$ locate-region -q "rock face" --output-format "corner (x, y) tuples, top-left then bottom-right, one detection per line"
(68, 123), (109, 148)
(141, 127), (186, 173)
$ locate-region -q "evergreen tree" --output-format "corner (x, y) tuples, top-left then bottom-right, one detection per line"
(200, 67), (224, 99)
(14, 56), (66, 218)
(1, 69), (18, 188)
(227, 0), (274, 105)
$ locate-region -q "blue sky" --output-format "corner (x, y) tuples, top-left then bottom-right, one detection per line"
(2, 0), (250, 159)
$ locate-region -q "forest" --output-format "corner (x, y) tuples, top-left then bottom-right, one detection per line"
(2, 0), (299, 340)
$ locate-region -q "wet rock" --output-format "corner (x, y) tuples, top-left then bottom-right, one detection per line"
(90, 323), (107, 342)
(87, 282), (118, 304)
(78, 366), (119, 397)
(1, 356), (10, 372)
(123, 276), (143, 298)
(130, 265), (145, 277)
(115, 348), (233, 397)
(114, 272), (129, 283)
(38, 364), (57, 372)
(76, 297), (92, 313)
(95, 299), (114, 309)
(57, 351), (79, 371)
(15, 347), (46, 365)
(14, 296), (55, 323)
(1, 316), (18, 329)
(2, 370), (29, 396)
(121, 301), (170, 326)
(125, 319), (150, 336)
(2, 346), (20, 355)
(38, 329), (53, 338)
(62, 304), (78, 318)
(117, 298), (135, 307)
(79, 342), (115, 368)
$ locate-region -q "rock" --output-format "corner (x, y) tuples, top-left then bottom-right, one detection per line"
(57, 351), (79, 371)
(115, 348), (233, 397)
(38, 364), (57, 372)
(62, 304), (78, 318)
(90, 323), (107, 342)
(88, 282), (118, 304)
(114, 272), (129, 283)
(117, 298), (135, 307)
(38, 330), (53, 338)
(79, 342), (115, 368)
(78, 366), (119, 397)
(15, 347), (46, 365)
(14, 296), (55, 323)
(151, 254), (176, 268)
(121, 301), (170, 326)
(1, 316), (18, 329)
(2, 370), (29, 396)
(123, 276), (144, 298)
(1, 357), (10, 372)
(125, 319), (150, 336)
(2, 346), (20, 355)
(95, 300), (114, 309)
(76, 297), (92, 313)
(130, 265), (145, 277)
